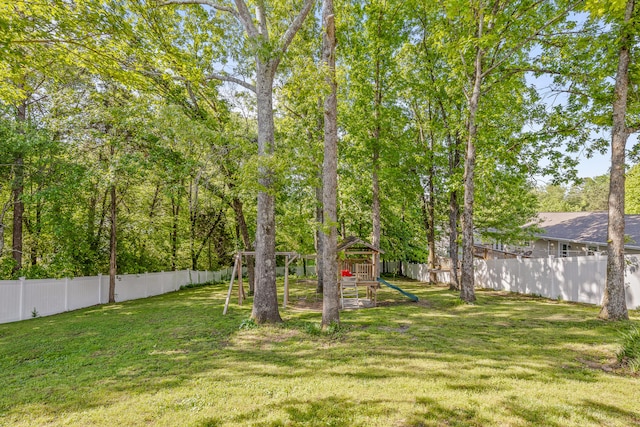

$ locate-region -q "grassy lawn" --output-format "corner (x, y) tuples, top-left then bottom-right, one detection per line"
(1, 277), (639, 426)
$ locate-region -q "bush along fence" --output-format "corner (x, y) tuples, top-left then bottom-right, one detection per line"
(393, 255), (640, 310)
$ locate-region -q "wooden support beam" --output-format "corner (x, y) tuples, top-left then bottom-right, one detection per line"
(223, 254), (239, 315)
(284, 255), (290, 308)
(238, 258), (244, 305)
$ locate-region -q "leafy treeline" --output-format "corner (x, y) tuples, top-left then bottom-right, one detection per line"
(535, 175), (610, 212)
(535, 168), (640, 213)
(1, 1), (638, 320)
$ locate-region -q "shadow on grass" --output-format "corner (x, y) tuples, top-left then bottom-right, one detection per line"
(580, 400), (640, 425)
(405, 396), (491, 427)
(1, 280), (639, 426)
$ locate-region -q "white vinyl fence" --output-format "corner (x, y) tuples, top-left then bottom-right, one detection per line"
(0, 263), (319, 325)
(0, 270), (216, 324)
(397, 255), (640, 310)
(384, 261), (451, 284)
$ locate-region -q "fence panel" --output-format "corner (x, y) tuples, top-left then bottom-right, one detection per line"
(403, 255), (640, 310)
(0, 269), (224, 324)
(24, 279), (66, 318)
(67, 276), (100, 311)
(145, 272), (168, 297)
(175, 270), (191, 289)
(0, 281), (21, 323)
(626, 255), (640, 309)
(576, 256), (605, 305)
(115, 274), (146, 302)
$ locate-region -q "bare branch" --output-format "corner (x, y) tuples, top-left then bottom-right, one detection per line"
(233, 0), (259, 39)
(256, 0), (268, 41)
(504, 67), (584, 78)
(158, 0), (238, 17)
(206, 72), (256, 93)
(279, 0), (315, 54)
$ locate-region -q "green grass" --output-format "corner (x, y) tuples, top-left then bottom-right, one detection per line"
(1, 279), (639, 426)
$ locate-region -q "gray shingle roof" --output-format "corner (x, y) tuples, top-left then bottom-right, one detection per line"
(536, 212), (640, 248)
(337, 236), (384, 254)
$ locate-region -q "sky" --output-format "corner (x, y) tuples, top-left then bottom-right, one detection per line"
(558, 133), (638, 181)
(577, 149), (610, 178)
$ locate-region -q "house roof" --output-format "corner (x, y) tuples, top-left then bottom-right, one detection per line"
(535, 212), (640, 249)
(337, 236), (385, 254)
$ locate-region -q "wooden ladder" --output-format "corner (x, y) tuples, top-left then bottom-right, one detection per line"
(340, 276), (359, 309)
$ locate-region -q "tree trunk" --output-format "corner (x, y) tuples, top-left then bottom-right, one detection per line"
(229, 0), (313, 323)
(140, 184), (161, 266)
(449, 189), (460, 290)
(171, 195), (179, 271)
(600, 0), (634, 321)
(427, 184), (437, 284)
(371, 58), (382, 253)
(108, 183), (117, 304)
(30, 200), (41, 266)
(0, 197), (10, 257)
(460, 31), (484, 304)
(11, 100), (27, 275)
(189, 178), (198, 270)
(420, 192), (434, 277)
(449, 136), (461, 291)
(11, 155), (24, 275)
(251, 62), (282, 324)
(427, 126), (437, 284)
(91, 187), (109, 255)
(231, 197), (255, 295)
(192, 210), (223, 269)
(321, 3), (340, 328)
(315, 181), (324, 294)
(86, 184), (98, 252)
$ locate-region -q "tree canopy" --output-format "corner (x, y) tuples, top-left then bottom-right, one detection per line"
(1, 0), (638, 315)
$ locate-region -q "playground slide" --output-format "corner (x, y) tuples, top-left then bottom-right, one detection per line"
(377, 278), (419, 302)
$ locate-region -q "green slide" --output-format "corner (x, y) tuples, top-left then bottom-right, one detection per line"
(377, 278), (419, 302)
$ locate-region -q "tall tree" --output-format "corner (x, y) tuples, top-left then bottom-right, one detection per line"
(599, 0), (637, 321)
(429, 0), (579, 303)
(161, 0), (315, 323)
(542, 0), (639, 319)
(321, 0), (339, 327)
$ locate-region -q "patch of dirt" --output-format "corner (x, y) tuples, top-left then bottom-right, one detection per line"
(291, 298), (322, 311)
(575, 357), (638, 376)
(231, 327), (303, 350)
(379, 323), (411, 333)
(292, 297), (430, 310)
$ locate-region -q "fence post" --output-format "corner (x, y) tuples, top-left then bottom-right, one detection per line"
(548, 255), (555, 299)
(65, 278), (69, 312)
(517, 256), (522, 294)
(98, 273), (102, 304)
(597, 253), (604, 304)
(18, 276), (25, 321)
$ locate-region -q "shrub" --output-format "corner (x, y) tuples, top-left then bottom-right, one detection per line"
(179, 280), (220, 290)
(238, 318), (258, 330)
(617, 326), (640, 372)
